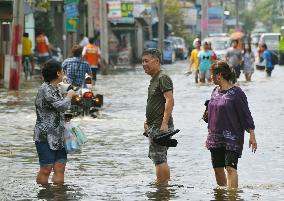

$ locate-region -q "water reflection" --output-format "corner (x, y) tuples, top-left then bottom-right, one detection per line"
(211, 187), (244, 201)
(146, 183), (177, 201)
(37, 184), (84, 201)
(0, 62), (283, 200)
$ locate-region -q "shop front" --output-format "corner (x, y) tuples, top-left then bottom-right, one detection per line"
(0, 1), (13, 87)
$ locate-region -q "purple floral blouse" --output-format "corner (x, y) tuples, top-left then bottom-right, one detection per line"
(206, 86), (255, 157)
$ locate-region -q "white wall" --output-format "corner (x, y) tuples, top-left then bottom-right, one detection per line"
(24, 13), (35, 52)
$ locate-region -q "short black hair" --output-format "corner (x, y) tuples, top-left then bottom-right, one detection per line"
(23, 32), (29, 37)
(142, 48), (162, 63)
(231, 39), (239, 45)
(89, 37), (95, 44)
(71, 44), (83, 57)
(42, 59), (62, 82)
(211, 60), (236, 84)
(261, 43), (267, 49)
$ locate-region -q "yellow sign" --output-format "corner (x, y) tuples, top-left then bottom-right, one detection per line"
(66, 18), (79, 32)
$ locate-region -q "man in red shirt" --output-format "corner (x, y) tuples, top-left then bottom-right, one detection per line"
(35, 31), (52, 67)
(82, 37), (100, 86)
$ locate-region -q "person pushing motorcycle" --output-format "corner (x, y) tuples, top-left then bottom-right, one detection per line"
(62, 45), (92, 88)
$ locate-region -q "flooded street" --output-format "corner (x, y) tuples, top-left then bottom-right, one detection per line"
(0, 61), (283, 200)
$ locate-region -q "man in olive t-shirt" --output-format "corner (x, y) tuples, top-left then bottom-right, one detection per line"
(142, 48), (174, 184)
(226, 40), (242, 79)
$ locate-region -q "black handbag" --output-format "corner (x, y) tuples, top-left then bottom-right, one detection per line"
(202, 100), (210, 123)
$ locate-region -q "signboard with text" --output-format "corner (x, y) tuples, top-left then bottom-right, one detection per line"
(121, 3), (134, 17)
(207, 6), (224, 34)
(64, 0), (79, 5)
(65, 18), (79, 32)
(107, 0), (122, 20)
(64, 3), (79, 18)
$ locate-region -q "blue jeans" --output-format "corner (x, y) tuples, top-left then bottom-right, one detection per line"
(35, 142), (67, 167)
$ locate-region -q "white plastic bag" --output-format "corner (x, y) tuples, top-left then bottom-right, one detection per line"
(64, 121), (87, 154)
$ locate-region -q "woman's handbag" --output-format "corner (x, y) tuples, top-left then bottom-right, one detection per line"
(64, 121), (87, 154)
(202, 100), (210, 123)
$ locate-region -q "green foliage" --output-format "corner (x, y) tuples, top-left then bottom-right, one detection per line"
(35, 0), (50, 12)
(163, 0), (197, 47)
(255, 0), (274, 28)
(240, 11), (256, 33)
(239, 0), (283, 32)
(183, 33), (196, 49)
(164, 0), (185, 37)
(34, 11), (54, 41)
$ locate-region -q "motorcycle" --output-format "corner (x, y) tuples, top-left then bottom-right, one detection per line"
(59, 74), (103, 118)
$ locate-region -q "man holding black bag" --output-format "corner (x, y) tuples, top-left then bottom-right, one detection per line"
(142, 48), (177, 184)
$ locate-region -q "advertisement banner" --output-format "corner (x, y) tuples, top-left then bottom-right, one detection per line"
(65, 18), (79, 32)
(133, 4), (151, 17)
(207, 6), (224, 34)
(107, 0), (122, 20)
(183, 8), (197, 26)
(64, 3), (79, 18)
(64, 0), (79, 5)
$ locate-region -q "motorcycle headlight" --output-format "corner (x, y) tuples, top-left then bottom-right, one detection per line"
(75, 96), (81, 102)
(95, 97), (100, 103)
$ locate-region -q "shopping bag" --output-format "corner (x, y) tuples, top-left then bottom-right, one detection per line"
(64, 122), (81, 154)
(70, 122), (88, 145)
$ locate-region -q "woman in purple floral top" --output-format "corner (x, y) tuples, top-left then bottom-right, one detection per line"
(206, 60), (257, 189)
(34, 60), (76, 185)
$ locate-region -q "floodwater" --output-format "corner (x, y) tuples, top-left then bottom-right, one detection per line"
(0, 61), (283, 201)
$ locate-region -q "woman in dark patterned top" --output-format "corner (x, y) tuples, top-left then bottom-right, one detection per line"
(206, 60), (257, 189)
(34, 60), (76, 185)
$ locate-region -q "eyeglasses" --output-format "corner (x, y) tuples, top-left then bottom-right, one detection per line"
(203, 56), (210, 59)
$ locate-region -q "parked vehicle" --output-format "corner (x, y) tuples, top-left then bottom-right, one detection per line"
(59, 74), (103, 118)
(251, 33), (261, 46)
(167, 36), (188, 60)
(208, 33), (230, 37)
(144, 38), (176, 64)
(203, 36), (230, 60)
(259, 33), (280, 65)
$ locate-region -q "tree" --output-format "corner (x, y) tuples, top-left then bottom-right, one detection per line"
(34, 11), (54, 40)
(240, 10), (256, 33)
(164, 0), (195, 46)
(164, 0), (184, 36)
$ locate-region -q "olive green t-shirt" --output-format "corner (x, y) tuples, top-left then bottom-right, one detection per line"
(146, 70), (174, 128)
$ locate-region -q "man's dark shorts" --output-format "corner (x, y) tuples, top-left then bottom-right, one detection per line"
(35, 142), (67, 167)
(91, 68), (98, 81)
(146, 127), (174, 165)
(210, 147), (239, 170)
(233, 65), (241, 79)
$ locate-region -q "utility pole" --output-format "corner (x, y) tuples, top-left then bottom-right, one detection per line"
(235, 0), (239, 30)
(158, 0), (164, 53)
(9, 0), (24, 90)
(99, 0), (109, 74)
(88, 0), (95, 38)
(201, 0), (208, 40)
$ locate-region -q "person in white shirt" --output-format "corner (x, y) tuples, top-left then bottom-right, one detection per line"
(79, 33), (89, 47)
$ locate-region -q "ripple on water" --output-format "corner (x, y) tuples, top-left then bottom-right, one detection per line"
(0, 62), (284, 200)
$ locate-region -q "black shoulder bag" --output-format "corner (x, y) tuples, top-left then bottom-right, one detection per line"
(202, 100), (210, 123)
